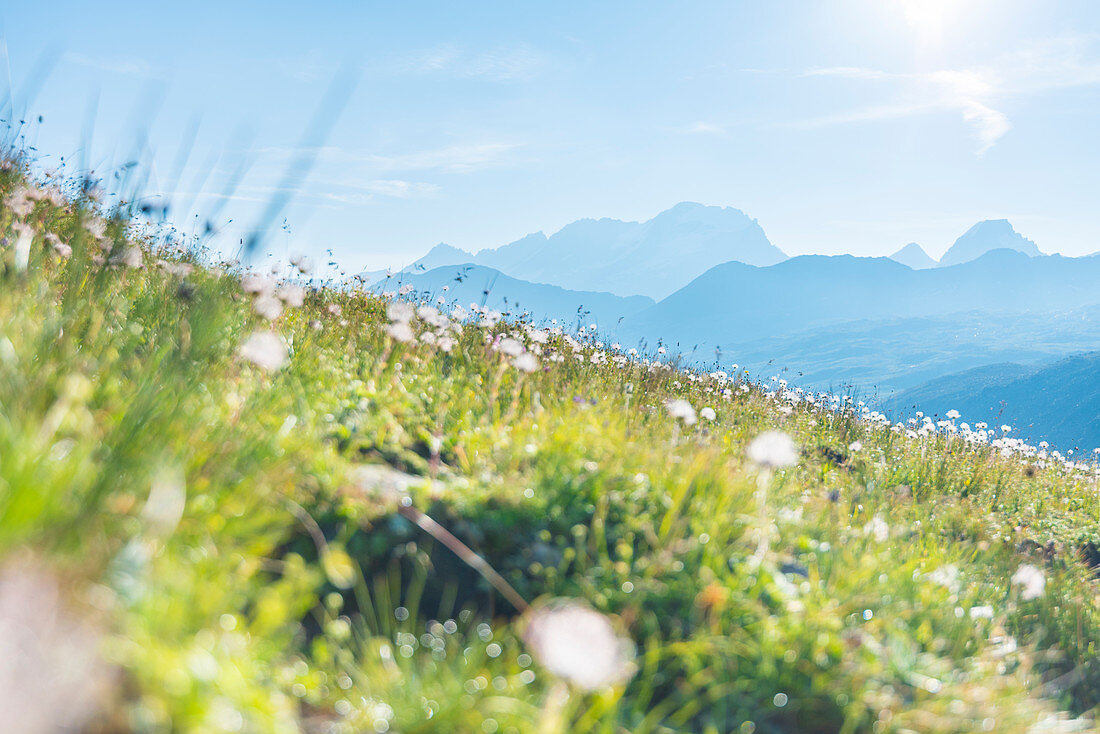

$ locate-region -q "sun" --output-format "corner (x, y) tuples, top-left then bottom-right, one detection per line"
(897, 0), (973, 42)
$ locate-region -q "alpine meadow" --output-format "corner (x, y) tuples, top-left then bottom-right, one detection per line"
(5, 2), (1100, 733)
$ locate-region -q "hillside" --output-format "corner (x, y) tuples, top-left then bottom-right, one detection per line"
(725, 305), (1100, 393)
(886, 352), (1100, 450)
(369, 262), (654, 328)
(6, 159), (1100, 733)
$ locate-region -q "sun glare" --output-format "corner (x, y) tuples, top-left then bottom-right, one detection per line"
(897, 0), (971, 41)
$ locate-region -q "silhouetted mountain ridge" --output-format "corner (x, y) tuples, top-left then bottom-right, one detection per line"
(890, 242), (937, 269)
(388, 202), (788, 299)
(937, 219), (1042, 267)
(370, 263), (653, 327)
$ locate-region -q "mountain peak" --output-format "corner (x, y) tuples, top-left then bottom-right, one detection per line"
(426, 242), (467, 256)
(890, 242), (937, 270)
(407, 242), (473, 272)
(441, 203), (786, 299)
(938, 220), (1042, 267)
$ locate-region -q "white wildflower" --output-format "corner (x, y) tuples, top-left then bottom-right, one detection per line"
(522, 600), (636, 691)
(496, 338), (524, 357)
(928, 564), (961, 592)
(385, 321), (415, 343)
(242, 274), (275, 296)
(252, 294), (284, 321)
(699, 407), (717, 421)
(277, 284), (306, 308)
(4, 187), (35, 218)
(513, 352), (539, 373)
(12, 223), (32, 272)
(140, 466), (187, 537)
(239, 331), (289, 371)
(47, 233), (72, 259)
(386, 301), (415, 324)
(290, 254), (314, 274)
(0, 559), (107, 734)
(848, 440), (863, 452)
(863, 514), (889, 542)
(1011, 564), (1046, 601)
(115, 246), (144, 269)
(665, 399), (697, 426)
(746, 431), (798, 468)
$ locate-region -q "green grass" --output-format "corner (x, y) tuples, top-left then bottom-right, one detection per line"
(3, 155), (1100, 732)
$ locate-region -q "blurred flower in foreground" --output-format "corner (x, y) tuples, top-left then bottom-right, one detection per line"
(1011, 564), (1046, 600)
(746, 430), (798, 468)
(239, 331), (289, 371)
(513, 352), (539, 373)
(13, 223), (33, 272)
(385, 322), (415, 343)
(699, 406), (717, 421)
(0, 559), (107, 734)
(665, 399), (697, 426)
(522, 599), (636, 691)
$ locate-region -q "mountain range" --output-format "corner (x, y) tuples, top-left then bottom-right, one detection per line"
(382, 206), (1098, 448)
(393, 202), (787, 300)
(886, 219), (1043, 269)
(371, 263), (654, 326)
(618, 249), (1100, 351)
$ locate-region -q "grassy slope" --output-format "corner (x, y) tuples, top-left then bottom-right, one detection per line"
(3, 159), (1100, 733)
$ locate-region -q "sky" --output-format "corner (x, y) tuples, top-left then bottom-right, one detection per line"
(2, 0), (1099, 270)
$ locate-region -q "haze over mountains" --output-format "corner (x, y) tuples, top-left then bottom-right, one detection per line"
(398, 202), (787, 299)
(382, 203), (1099, 448)
(886, 353), (1100, 451)
(372, 264), (654, 326)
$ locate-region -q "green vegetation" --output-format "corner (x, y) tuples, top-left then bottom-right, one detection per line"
(4, 155), (1100, 733)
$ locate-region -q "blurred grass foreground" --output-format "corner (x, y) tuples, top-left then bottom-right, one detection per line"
(5, 150), (1100, 733)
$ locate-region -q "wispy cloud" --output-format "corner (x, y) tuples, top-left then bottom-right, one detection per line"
(254, 141), (524, 175)
(401, 44), (542, 82)
(795, 35), (1100, 154)
(237, 177), (439, 203)
(62, 51), (164, 79)
(363, 142), (524, 174)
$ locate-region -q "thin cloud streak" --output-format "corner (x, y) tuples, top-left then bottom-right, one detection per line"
(794, 35), (1100, 154)
(398, 43), (543, 82)
(253, 141), (524, 175)
(62, 51), (165, 79)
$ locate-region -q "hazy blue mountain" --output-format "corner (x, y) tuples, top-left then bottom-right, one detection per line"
(394, 203), (787, 300)
(937, 219), (1042, 267)
(371, 263), (654, 327)
(618, 250), (1100, 354)
(723, 305), (1100, 394)
(407, 243), (471, 272)
(890, 242), (937, 269)
(884, 352), (1100, 451)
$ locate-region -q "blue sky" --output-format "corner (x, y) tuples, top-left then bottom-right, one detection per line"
(3, 0), (1099, 270)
